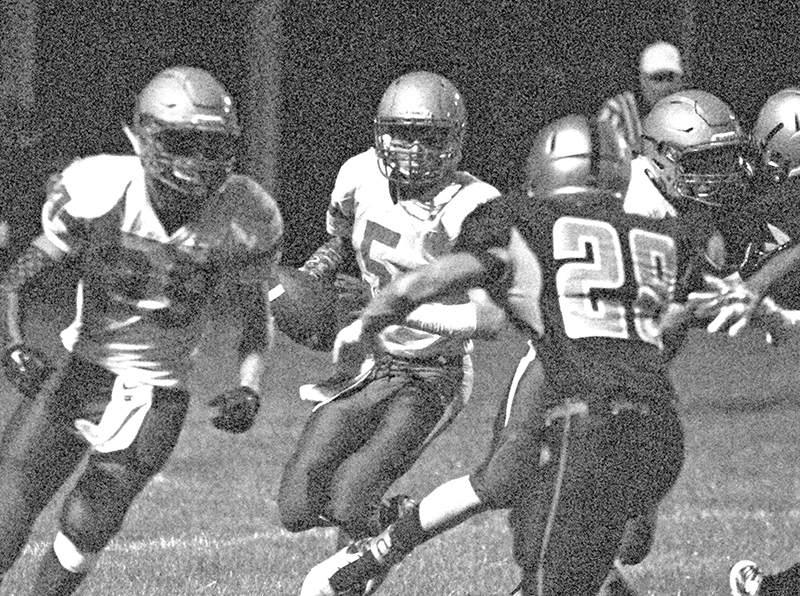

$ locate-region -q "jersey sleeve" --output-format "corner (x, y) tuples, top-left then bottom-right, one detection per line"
(438, 175), (501, 239)
(453, 193), (518, 296)
(454, 193), (516, 255)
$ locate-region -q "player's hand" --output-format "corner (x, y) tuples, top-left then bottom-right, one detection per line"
(208, 386), (261, 433)
(690, 274), (759, 337)
(2, 344), (55, 400)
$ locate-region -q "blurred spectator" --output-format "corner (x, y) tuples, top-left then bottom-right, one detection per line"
(598, 40), (686, 155)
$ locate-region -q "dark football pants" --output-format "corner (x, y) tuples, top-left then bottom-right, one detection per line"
(469, 346), (682, 595)
(278, 355), (462, 540)
(0, 357), (189, 574)
(507, 395), (684, 596)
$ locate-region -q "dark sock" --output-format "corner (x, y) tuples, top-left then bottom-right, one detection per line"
(388, 506), (427, 554)
(762, 563), (800, 596)
(30, 545), (87, 596)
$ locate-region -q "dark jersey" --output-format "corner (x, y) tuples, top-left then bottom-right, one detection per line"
(456, 190), (702, 404)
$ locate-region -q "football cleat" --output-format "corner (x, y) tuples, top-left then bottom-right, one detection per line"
(301, 539), (390, 596)
(730, 560), (764, 596)
(300, 543), (364, 596)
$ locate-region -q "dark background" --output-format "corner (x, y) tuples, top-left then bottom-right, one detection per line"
(27, 0), (800, 263)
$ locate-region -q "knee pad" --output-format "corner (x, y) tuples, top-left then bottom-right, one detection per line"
(59, 465), (139, 552)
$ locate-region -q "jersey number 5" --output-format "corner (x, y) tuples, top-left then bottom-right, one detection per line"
(553, 217), (677, 346)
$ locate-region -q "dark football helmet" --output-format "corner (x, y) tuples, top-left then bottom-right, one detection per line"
(752, 88), (800, 184)
(641, 89), (748, 209)
(374, 71), (466, 187)
(133, 66), (241, 200)
(524, 114), (632, 206)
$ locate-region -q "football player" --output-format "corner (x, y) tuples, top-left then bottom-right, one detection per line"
(687, 88), (800, 348)
(597, 88), (757, 595)
(300, 111), (703, 596)
(0, 66), (283, 596)
(300, 91), (758, 596)
(276, 70), (506, 558)
(712, 88), (800, 596)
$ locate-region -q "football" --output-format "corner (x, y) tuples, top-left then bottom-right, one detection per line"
(269, 265), (338, 351)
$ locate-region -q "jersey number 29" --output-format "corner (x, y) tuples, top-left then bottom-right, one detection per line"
(554, 217), (677, 346)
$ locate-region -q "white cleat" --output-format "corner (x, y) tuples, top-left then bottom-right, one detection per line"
(300, 545), (363, 596)
(730, 560), (764, 596)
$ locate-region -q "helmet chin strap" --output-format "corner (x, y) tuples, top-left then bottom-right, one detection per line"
(122, 123), (142, 156)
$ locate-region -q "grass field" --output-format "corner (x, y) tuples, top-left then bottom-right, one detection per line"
(2, 284), (800, 596)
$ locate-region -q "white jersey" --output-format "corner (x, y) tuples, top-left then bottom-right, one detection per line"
(42, 155), (283, 388)
(326, 148), (499, 360)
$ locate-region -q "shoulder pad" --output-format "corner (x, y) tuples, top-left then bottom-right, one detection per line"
(334, 149), (378, 186)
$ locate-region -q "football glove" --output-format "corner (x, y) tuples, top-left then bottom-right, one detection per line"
(208, 386), (261, 434)
(2, 344), (55, 400)
(690, 274), (758, 337)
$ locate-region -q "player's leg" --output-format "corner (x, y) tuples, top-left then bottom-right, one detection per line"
(29, 374), (190, 596)
(514, 397), (637, 596)
(326, 360), (459, 540)
(277, 383), (385, 534)
(385, 345), (549, 553)
(300, 345), (542, 596)
(0, 359), (88, 580)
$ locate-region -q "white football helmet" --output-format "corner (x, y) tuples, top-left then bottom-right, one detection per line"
(525, 114), (632, 206)
(752, 88), (800, 184)
(641, 89), (749, 210)
(374, 71), (466, 188)
(133, 66), (241, 201)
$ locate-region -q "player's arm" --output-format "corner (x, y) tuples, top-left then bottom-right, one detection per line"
(298, 234), (355, 280)
(691, 241), (800, 337)
(367, 195), (513, 337)
(399, 196), (513, 339)
(332, 250), (509, 375)
(333, 198), (515, 372)
(299, 160), (360, 282)
(743, 241), (800, 298)
(0, 234), (64, 398)
(209, 253), (278, 434)
(402, 288), (506, 339)
(209, 188), (283, 434)
(365, 251), (508, 335)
